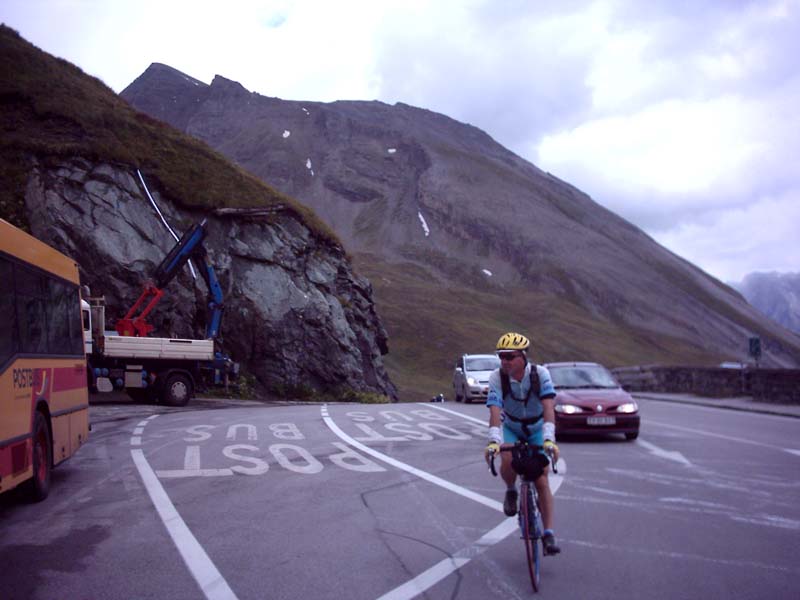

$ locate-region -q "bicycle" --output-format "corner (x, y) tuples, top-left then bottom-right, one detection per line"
(488, 441), (558, 593)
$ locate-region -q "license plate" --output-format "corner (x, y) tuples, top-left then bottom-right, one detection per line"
(587, 416), (616, 425)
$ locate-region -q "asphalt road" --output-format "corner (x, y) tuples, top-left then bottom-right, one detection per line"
(1, 396), (798, 600)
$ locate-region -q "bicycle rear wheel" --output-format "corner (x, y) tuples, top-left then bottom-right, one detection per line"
(519, 483), (540, 592)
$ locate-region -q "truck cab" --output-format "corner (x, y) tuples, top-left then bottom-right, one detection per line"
(81, 298), (93, 355)
(452, 354), (500, 403)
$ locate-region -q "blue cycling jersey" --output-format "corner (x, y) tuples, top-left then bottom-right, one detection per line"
(486, 363), (556, 443)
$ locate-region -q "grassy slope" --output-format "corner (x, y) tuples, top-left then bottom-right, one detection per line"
(355, 254), (720, 402)
(0, 25), (336, 244)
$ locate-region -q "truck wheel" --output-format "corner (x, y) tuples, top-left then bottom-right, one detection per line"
(162, 373), (192, 407)
(24, 411), (52, 502)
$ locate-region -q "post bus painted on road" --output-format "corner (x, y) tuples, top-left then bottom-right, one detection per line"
(0, 218), (89, 501)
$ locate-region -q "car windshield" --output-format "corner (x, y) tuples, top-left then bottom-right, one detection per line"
(465, 357), (500, 371)
(549, 365), (619, 389)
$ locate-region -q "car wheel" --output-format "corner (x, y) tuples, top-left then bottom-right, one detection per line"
(625, 432), (639, 441)
(454, 392), (462, 403)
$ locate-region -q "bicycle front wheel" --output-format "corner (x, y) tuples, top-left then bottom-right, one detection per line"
(519, 484), (540, 592)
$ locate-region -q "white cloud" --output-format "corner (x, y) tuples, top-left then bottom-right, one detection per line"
(654, 189), (800, 282)
(536, 96), (763, 198)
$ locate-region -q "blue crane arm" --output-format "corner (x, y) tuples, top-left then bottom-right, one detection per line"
(152, 220), (208, 289)
(148, 218), (225, 339)
(192, 245), (225, 339)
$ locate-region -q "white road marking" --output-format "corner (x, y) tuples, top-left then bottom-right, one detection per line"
(131, 449), (238, 600)
(418, 402), (487, 425)
(645, 418), (800, 456)
(564, 537), (796, 574)
(377, 519), (519, 600)
(637, 439), (692, 466)
(322, 405), (565, 600)
(323, 406), (502, 511)
(157, 468), (235, 478)
(131, 414), (161, 447)
(157, 445), (235, 478)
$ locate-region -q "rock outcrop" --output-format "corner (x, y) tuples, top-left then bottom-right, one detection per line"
(24, 158), (397, 400)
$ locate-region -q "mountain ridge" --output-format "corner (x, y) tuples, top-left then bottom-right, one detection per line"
(120, 62), (800, 399)
(732, 271), (800, 334)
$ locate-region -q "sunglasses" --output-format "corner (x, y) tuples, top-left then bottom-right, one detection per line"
(498, 353), (520, 361)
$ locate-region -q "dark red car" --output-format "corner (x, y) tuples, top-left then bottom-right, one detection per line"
(544, 362), (640, 440)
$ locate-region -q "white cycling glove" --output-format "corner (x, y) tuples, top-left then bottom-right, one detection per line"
(488, 426), (502, 445)
(543, 422), (556, 443)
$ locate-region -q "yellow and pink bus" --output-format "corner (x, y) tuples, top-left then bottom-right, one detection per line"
(0, 218), (89, 501)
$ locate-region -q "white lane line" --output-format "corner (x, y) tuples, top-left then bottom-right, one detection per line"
(637, 439), (691, 466)
(131, 449), (238, 600)
(646, 418), (800, 456)
(322, 405), (501, 511)
(130, 414), (159, 447)
(377, 519), (519, 600)
(322, 405), (565, 600)
(419, 402), (487, 425)
(565, 537), (796, 574)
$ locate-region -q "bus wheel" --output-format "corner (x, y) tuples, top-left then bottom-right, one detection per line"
(162, 373), (192, 407)
(26, 412), (52, 502)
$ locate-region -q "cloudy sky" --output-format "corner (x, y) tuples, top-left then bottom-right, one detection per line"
(3, 0), (798, 282)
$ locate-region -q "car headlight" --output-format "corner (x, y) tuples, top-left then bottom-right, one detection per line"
(467, 377), (477, 386)
(615, 402), (638, 414)
(555, 404), (582, 414)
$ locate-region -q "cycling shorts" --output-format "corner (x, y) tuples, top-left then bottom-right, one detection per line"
(502, 419), (544, 448)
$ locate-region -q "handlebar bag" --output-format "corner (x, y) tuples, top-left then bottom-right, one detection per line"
(511, 445), (550, 480)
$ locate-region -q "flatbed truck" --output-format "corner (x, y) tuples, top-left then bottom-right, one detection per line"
(83, 219), (236, 405)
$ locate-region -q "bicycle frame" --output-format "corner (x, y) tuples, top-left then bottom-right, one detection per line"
(519, 478), (542, 591)
(489, 441), (556, 593)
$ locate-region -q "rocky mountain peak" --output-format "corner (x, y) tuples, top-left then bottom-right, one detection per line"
(120, 63), (800, 387)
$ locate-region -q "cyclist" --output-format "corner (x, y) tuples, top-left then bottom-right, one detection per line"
(484, 332), (561, 555)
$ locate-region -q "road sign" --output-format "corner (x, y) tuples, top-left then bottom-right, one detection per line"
(749, 336), (762, 362)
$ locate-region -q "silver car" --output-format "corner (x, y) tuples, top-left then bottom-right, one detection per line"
(453, 354), (500, 403)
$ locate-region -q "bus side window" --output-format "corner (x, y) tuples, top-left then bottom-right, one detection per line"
(15, 265), (48, 355)
(0, 256), (17, 366)
(47, 279), (82, 356)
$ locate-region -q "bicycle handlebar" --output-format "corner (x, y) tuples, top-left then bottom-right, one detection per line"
(487, 442), (559, 476)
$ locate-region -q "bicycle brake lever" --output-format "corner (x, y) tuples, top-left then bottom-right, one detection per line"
(546, 449), (558, 474)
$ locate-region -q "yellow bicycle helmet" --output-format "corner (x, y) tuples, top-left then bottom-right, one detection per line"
(496, 332), (530, 352)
